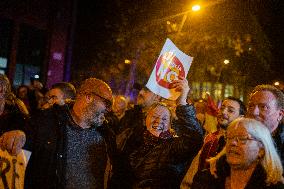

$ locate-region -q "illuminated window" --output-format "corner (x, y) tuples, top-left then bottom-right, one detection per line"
(213, 83), (222, 100)
(201, 82), (211, 99)
(192, 82), (200, 99)
(224, 85), (234, 97)
(0, 57), (7, 68)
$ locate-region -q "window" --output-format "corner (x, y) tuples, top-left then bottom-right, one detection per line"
(201, 82), (212, 99)
(224, 85), (234, 97)
(213, 83), (222, 100)
(192, 82), (201, 99)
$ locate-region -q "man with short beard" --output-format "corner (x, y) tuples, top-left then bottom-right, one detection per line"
(1, 78), (117, 189)
(181, 96), (245, 188)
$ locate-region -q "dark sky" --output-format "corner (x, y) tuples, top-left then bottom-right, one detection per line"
(73, 0), (284, 82)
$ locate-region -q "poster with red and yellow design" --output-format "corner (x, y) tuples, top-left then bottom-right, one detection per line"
(146, 38), (193, 100)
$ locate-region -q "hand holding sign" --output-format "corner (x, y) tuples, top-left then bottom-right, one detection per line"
(146, 38), (193, 100)
(170, 78), (190, 105)
(0, 130), (26, 156)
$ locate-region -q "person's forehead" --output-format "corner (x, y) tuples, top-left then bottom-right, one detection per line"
(250, 91), (277, 104)
(222, 99), (240, 109)
(49, 88), (64, 96)
(150, 105), (169, 115)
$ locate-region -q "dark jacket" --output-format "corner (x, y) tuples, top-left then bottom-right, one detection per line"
(192, 155), (284, 189)
(273, 124), (284, 168)
(24, 104), (117, 189)
(0, 102), (26, 135)
(112, 104), (203, 189)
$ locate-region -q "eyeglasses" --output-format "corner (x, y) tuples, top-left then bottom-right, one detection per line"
(92, 94), (112, 111)
(225, 135), (258, 145)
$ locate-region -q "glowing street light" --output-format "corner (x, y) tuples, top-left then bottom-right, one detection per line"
(274, 81), (280, 86)
(192, 5), (201, 12)
(224, 59), (230, 65)
(124, 59), (131, 64)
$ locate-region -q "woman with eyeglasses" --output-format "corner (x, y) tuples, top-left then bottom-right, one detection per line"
(191, 117), (284, 189)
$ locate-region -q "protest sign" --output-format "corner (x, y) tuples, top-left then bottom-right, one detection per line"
(0, 149), (27, 189)
(146, 38), (193, 100)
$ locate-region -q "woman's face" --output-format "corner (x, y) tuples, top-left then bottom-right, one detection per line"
(226, 123), (263, 169)
(146, 105), (171, 137)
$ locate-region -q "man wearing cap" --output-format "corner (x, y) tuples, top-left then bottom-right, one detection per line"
(1, 78), (117, 189)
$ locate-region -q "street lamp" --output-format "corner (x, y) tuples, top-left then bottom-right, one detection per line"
(178, 4), (201, 33)
(274, 81), (280, 86)
(192, 5), (201, 12)
(224, 59), (230, 65)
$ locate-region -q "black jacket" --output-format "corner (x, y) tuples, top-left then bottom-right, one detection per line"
(273, 124), (284, 168)
(0, 102), (26, 135)
(192, 155), (284, 189)
(24, 104), (117, 189)
(112, 104), (203, 189)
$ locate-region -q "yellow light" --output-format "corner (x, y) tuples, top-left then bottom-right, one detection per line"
(224, 59), (230, 64)
(166, 21), (171, 25)
(274, 81), (280, 86)
(124, 59), (131, 64)
(192, 5), (201, 12)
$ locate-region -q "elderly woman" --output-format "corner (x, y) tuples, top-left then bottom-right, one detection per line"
(191, 117), (284, 189)
(111, 78), (204, 189)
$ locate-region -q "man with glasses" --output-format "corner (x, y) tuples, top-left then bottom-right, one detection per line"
(1, 78), (117, 189)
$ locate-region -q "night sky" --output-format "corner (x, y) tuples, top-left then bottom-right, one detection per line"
(73, 0), (284, 83)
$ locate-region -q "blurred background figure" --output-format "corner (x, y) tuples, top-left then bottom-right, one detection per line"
(192, 117), (284, 189)
(41, 82), (76, 109)
(112, 95), (128, 120)
(16, 85), (31, 111)
(0, 74), (28, 135)
(194, 99), (207, 130)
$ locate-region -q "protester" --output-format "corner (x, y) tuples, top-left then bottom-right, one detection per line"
(41, 82), (76, 109)
(0, 74), (27, 139)
(111, 78), (203, 189)
(246, 84), (284, 166)
(112, 95), (128, 120)
(16, 85), (31, 111)
(2, 77), (117, 189)
(117, 86), (162, 134)
(181, 96), (245, 188)
(0, 74), (29, 189)
(191, 117), (284, 189)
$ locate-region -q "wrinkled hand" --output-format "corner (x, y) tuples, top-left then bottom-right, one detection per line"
(0, 130), (26, 156)
(171, 78), (190, 105)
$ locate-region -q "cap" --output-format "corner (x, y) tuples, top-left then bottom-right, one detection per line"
(78, 78), (113, 106)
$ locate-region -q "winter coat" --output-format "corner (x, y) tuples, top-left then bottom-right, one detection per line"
(24, 104), (117, 189)
(191, 155), (284, 189)
(273, 124), (284, 168)
(112, 104), (203, 189)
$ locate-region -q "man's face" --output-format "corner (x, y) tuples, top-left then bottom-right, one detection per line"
(217, 99), (241, 129)
(47, 88), (65, 106)
(146, 105), (171, 137)
(18, 87), (28, 99)
(247, 91), (283, 132)
(112, 96), (127, 117)
(83, 95), (107, 127)
(137, 88), (157, 108)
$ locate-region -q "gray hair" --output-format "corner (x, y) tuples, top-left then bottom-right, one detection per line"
(228, 117), (284, 185)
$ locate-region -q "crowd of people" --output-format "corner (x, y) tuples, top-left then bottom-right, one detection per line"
(0, 72), (284, 189)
